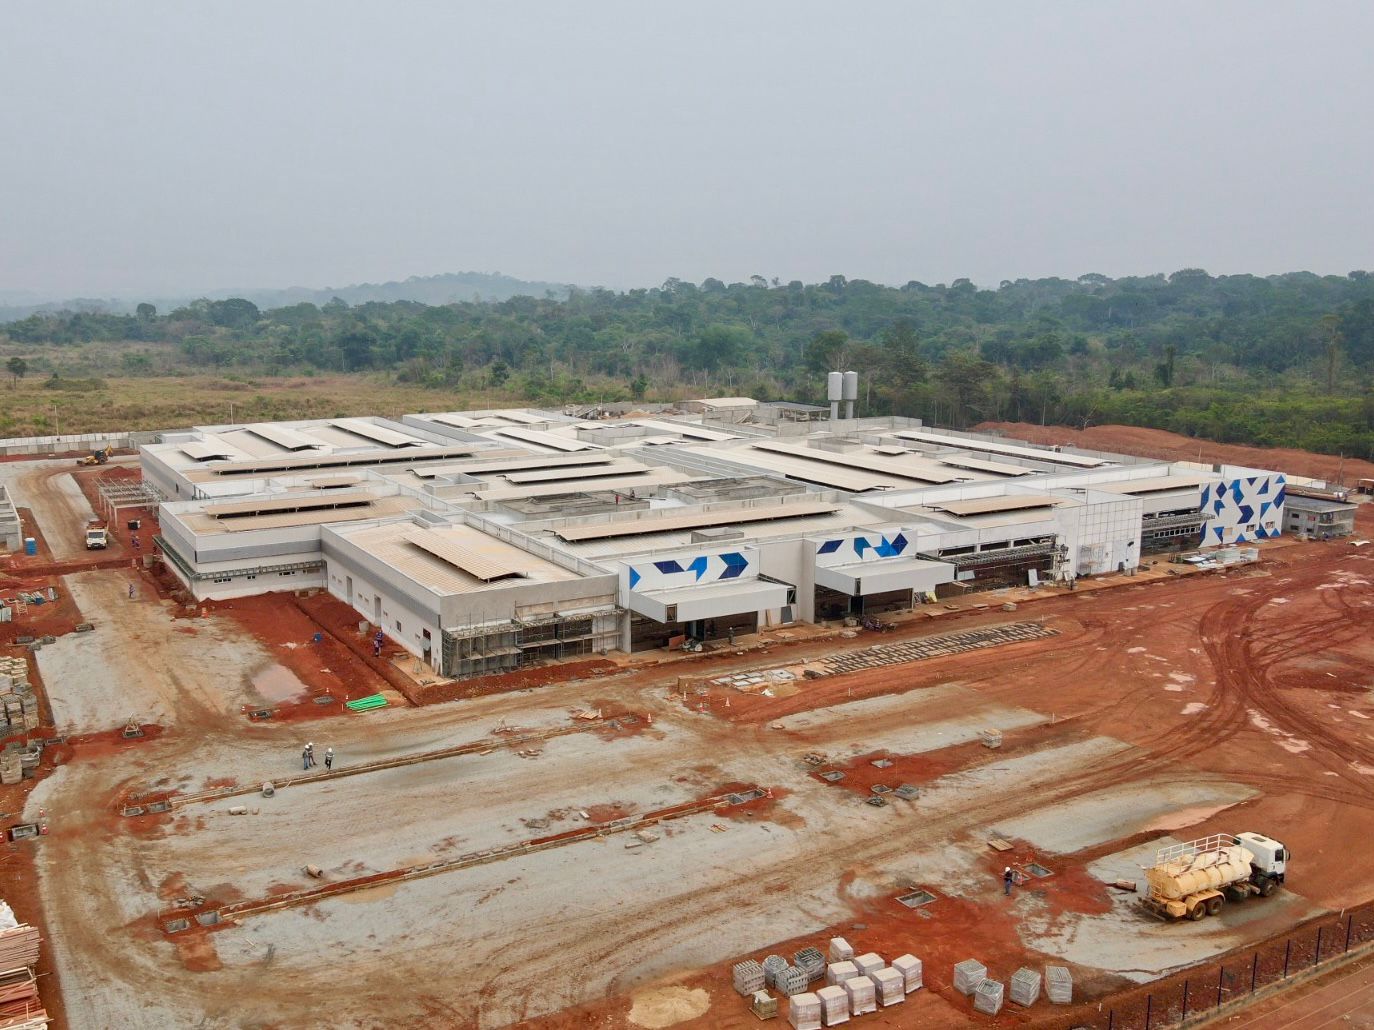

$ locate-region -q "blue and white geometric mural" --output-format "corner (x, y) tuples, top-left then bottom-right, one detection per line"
(813, 530), (911, 565)
(1199, 474), (1286, 546)
(624, 549), (755, 593)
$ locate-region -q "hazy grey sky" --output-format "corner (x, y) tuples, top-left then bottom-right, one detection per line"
(3, 2), (1372, 297)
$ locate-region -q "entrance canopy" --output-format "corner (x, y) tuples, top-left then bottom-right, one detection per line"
(814, 556), (954, 596)
(627, 579), (789, 623)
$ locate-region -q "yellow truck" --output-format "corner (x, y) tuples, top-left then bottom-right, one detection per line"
(1142, 832), (1288, 921)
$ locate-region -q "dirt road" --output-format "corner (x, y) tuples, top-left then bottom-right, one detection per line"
(5, 462), (103, 559)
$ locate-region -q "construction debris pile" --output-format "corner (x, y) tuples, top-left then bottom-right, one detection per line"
(0, 659), (39, 740)
(733, 935), (922, 1028)
(0, 902), (47, 1028)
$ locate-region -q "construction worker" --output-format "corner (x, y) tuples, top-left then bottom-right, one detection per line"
(301, 746), (311, 771)
(305, 742), (316, 768)
(372, 630), (383, 657)
(1003, 867), (1015, 896)
(127, 582), (135, 600)
(324, 747), (334, 771)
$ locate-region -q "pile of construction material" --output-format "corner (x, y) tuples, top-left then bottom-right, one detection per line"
(0, 967), (47, 1028)
(740, 935), (922, 1025)
(953, 958), (1070, 1013)
(0, 659), (38, 737)
(0, 903), (45, 1027)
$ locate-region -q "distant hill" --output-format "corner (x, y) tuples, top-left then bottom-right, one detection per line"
(0, 272), (574, 320)
(216, 271), (575, 309)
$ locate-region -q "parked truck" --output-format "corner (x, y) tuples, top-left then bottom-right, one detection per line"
(1142, 832), (1288, 921)
(84, 520), (109, 550)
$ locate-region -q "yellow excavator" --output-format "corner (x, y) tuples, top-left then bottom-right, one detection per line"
(75, 449), (109, 466)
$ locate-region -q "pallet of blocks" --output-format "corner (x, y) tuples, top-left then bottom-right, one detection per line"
(751, 991), (778, 1020)
(842, 976), (876, 1016)
(952, 958), (986, 995)
(892, 954), (923, 993)
(825, 960), (857, 987)
(1045, 965), (1073, 1004)
(785, 991), (820, 1030)
(827, 936), (853, 962)
(815, 985), (848, 1026)
(973, 978), (1004, 1016)
(733, 959), (766, 996)
(1010, 966), (1041, 1006)
(869, 967), (904, 1007)
(0, 967), (49, 1029)
(852, 952), (883, 978)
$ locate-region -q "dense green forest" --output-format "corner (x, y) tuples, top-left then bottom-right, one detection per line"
(4, 270), (1374, 457)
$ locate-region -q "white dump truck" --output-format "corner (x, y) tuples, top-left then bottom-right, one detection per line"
(84, 520), (108, 550)
(1142, 832), (1288, 921)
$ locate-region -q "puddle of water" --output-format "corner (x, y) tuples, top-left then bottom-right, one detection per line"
(250, 665), (310, 703)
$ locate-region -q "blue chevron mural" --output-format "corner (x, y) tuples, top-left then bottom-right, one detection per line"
(1198, 474), (1286, 546)
(624, 548), (758, 593)
(813, 530), (912, 566)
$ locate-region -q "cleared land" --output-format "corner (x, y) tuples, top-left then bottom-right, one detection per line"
(1, 439), (1373, 1028)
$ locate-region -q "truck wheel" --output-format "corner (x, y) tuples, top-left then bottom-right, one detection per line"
(1260, 878), (1276, 897)
(1189, 903), (1206, 921)
(1206, 897), (1224, 917)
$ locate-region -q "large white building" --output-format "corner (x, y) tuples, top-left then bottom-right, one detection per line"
(145, 404), (1293, 680)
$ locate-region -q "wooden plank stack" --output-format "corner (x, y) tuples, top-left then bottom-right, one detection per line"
(0, 966), (49, 1028)
(0, 926), (39, 972)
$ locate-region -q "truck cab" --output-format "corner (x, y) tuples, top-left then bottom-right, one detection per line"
(1236, 831), (1287, 884)
(85, 525), (108, 550)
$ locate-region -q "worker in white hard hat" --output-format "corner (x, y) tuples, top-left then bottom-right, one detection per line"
(1003, 867), (1015, 896)
(324, 746), (334, 771)
(305, 742), (316, 768)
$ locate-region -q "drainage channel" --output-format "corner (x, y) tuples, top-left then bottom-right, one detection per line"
(172, 785), (768, 931)
(127, 718), (637, 814)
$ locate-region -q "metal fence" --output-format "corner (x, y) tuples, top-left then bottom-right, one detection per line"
(1076, 900), (1374, 1029)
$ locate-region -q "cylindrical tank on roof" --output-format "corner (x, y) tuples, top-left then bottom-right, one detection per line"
(842, 370), (858, 401)
(827, 372), (844, 401)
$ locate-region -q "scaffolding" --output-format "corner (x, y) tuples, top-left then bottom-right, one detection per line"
(95, 477), (165, 521)
(440, 607), (622, 680)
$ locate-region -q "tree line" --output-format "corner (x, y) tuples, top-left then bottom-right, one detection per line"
(4, 269), (1374, 457)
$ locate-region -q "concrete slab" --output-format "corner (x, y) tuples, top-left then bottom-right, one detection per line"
(994, 778), (1259, 855)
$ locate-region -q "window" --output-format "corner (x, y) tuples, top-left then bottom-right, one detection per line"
(395, 620), (402, 632)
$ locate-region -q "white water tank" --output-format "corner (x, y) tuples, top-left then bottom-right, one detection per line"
(826, 371), (843, 401)
(842, 370), (858, 401)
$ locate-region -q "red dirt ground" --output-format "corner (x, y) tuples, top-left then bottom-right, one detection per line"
(975, 421), (1374, 485)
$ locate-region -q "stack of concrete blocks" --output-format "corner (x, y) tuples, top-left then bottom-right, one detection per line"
(852, 952), (883, 979)
(1045, 965), (1073, 1005)
(843, 976), (876, 1016)
(778, 965), (809, 997)
(973, 979), (1005, 1016)
(1010, 967), (1041, 1006)
(869, 967), (905, 1007)
(828, 937), (854, 963)
(816, 985), (849, 1026)
(892, 954), (923, 993)
(825, 961), (858, 987)
(0, 660), (38, 733)
(733, 959), (766, 996)
(952, 959), (987, 996)
(0, 751), (19, 786)
(786, 991), (821, 1030)
(752, 991), (778, 1020)
(763, 954), (788, 989)
(824, 961), (857, 994)
(794, 947), (826, 985)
